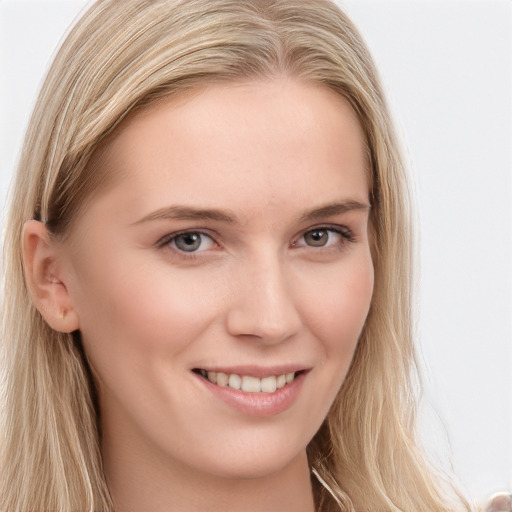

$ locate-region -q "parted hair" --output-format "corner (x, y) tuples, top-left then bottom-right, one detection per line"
(1, 1), (469, 511)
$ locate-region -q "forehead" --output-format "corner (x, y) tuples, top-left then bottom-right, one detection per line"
(85, 78), (369, 224)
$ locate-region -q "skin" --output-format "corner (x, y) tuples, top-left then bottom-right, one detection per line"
(23, 78), (374, 512)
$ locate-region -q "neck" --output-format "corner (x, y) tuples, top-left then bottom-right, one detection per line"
(102, 430), (316, 512)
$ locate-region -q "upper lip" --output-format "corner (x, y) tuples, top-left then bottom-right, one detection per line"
(192, 365), (310, 378)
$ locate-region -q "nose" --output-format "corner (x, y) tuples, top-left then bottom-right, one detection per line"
(225, 254), (302, 345)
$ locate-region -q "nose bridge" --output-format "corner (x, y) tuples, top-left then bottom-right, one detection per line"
(226, 247), (302, 344)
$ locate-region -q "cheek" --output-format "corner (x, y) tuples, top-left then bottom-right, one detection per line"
(72, 266), (224, 437)
(301, 253), (374, 360)
(286, 253), (374, 432)
(69, 257), (216, 376)
(298, 251), (374, 400)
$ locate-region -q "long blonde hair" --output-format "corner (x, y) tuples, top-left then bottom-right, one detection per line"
(1, 1), (469, 511)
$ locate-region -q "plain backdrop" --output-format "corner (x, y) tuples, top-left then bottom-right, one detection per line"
(1, 0), (511, 506)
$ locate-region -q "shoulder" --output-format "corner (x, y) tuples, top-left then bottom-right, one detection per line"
(483, 492), (512, 512)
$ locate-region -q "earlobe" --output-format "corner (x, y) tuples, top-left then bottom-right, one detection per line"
(22, 220), (79, 333)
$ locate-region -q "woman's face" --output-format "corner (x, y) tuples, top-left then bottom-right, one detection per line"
(60, 78), (373, 480)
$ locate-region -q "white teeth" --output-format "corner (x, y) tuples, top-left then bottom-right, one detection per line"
(241, 376), (261, 393)
(216, 372), (228, 387)
(228, 374), (241, 390)
(260, 376), (277, 393)
(202, 370), (297, 393)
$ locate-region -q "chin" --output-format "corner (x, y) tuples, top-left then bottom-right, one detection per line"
(194, 435), (309, 481)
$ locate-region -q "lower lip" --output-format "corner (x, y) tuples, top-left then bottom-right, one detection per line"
(195, 372), (307, 417)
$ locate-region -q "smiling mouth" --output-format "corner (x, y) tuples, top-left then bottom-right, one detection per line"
(193, 369), (302, 393)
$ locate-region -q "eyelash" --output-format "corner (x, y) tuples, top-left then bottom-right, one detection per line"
(156, 225), (355, 260)
(156, 229), (218, 259)
(292, 225), (355, 250)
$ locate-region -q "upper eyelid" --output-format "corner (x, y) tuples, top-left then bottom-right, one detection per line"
(294, 224), (353, 239)
(156, 228), (218, 247)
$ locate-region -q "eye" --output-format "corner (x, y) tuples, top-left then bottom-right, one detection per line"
(167, 232), (215, 253)
(295, 227), (353, 249)
(303, 229), (332, 247)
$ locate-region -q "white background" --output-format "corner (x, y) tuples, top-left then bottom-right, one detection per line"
(1, 0), (511, 506)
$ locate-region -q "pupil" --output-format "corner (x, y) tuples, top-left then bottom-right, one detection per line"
(176, 233), (201, 252)
(306, 230), (328, 247)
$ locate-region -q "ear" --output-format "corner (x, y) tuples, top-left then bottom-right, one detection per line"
(22, 220), (79, 333)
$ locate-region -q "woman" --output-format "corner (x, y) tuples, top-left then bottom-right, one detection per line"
(1, 1), (471, 511)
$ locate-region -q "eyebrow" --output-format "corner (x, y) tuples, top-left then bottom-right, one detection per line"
(299, 200), (371, 222)
(133, 200), (370, 226)
(133, 206), (238, 225)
